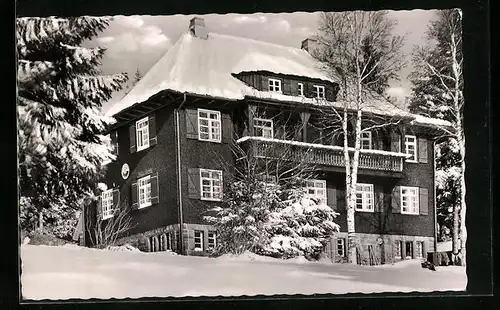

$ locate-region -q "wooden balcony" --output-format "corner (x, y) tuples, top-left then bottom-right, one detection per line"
(237, 136), (408, 174)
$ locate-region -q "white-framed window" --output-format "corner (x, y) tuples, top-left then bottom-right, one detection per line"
(268, 78), (282, 93)
(136, 117), (150, 152)
(297, 83), (304, 96)
(401, 186), (419, 215)
(355, 183), (374, 212)
(405, 241), (414, 259)
(208, 232), (217, 249)
(138, 175), (152, 209)
(416, 241), (424, 258)
(194, 230), (204, 251)
(101, 189), (114, 220)
(394, 240), (402, 259)
(404, 135), (417, 162)
(200, 169), (223, 201)
(337, 238), (346, 257)
(198, 109), (221, 142)
(360, 131), (372, 150)
(313, 85), (325, 99)
(305, 179), (327, 203)
(254, 118), (273, 138)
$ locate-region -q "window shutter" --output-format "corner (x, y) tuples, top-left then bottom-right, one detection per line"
(222, 114), (233, 143)
(305, 82), (313, 98)
(418, 138), (428, 163)
(375, 191), (384, 212)
(187, 168), (200, 199)
(149, 115), (157, 146)
(96, 196), (102, 220)
(112, 189), (120, 211)
(150, 172), (159, 204)
(391, 186), (401, 213)
(185, 109), (198, 139)
(261, 76), (268, 91)
(390, 131), (401, 152)
(327, 187), (337, 210)
(131, 182), (138, 209)
(282, 79), (292, 95)
(419, 187), (429, 215)
(129, 124), (137, 153)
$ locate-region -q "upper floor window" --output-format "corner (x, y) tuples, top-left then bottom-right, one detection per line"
(355, 183), (374, 212)
(305, 179), (327, 203)
(136, 117), (150, 152)
(297, 83), (304, 96)
(313, 85), (325, 99)
(200, 169), (223, 201)
(254, 118), (273, 138)
(198, 109), (221, 142)
(268, 78), (282, 93)
(401, 186), (419, 215)
(404, 135), (417, 162)
(101, 189), (114, 220)
(138, 175), (152, 209)
(360, 131), (372, 150)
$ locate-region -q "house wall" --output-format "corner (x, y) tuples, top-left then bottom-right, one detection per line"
(103, 104), (180, 237)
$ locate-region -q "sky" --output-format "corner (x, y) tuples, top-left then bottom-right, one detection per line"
(88, 10), (439, 112)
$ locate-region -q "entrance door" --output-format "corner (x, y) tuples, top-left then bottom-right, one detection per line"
(405, 241), (413, 259)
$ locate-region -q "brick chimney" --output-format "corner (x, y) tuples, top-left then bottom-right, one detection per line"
(301, 37), (320, 55)
(189, 17), (208, 39)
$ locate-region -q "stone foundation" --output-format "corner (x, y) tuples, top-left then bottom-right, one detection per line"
(323, 233), (435, 265)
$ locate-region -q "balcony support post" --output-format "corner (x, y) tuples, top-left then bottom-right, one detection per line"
(246, 104), (257, 136)
(299, 112), (310, 142)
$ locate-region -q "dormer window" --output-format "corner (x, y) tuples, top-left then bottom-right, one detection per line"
(313, 85), (325, 99)
(268, 78), (282, 93)
(297, 83), (304, 96)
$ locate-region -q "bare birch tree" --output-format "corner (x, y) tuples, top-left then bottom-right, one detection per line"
(409, 9), (465, 266)
(314, 11), (406, 264)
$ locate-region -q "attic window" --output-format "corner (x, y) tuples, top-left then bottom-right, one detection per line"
(268, 78), (282, 93)
(313, 85), (325, 99)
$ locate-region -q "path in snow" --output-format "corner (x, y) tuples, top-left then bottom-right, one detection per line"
(20, 245), (466, 300)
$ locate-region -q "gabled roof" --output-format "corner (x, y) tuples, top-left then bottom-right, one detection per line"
(105, 32), (338, 117)
(105, 31), (452, 129)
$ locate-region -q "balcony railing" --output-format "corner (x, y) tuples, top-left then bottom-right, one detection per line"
(237, 136), (409, 173)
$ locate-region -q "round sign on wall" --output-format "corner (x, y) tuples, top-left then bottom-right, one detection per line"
(121, 163), (130, 180)
(377, 237), (384, 245)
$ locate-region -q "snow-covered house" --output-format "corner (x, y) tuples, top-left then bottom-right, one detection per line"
(86, 17), (449, 264)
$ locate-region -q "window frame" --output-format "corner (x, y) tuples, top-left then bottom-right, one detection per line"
(101, 189), (114, 220)
(138, 175), (152, 209)
(200, 169), (223, 201)
(416, 241), (424, 258)
(297, 82), (304, 96)
(136, 117), (150, 152)
(360, 131), (372, 150)
(253, 118), (274, 138)
(268, 78), (282, 93)
(394, 240), (402, 259)
(194, 230), (204, 251)
(355, 183), (374, 212)
(208, 231), (217, 249)
(197, 109), (221, 143)
(305, 179), (327, 203)
(400, 186), (419, 215)
(337, 238), (346, 257)
(404, 135), (418, 162)
(313, 85), (326, 99)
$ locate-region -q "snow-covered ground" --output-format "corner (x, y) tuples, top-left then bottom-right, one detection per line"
(20, 244), (467, 300)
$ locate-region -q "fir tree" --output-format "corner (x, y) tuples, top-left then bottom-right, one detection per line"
(17, 17), (128, 238)
(133, 67), (142, 85)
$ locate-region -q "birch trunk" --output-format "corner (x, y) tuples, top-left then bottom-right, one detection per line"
(344, 108), (357, 264)
(459, 139), (466, 266)
(38, 208), (44, 233)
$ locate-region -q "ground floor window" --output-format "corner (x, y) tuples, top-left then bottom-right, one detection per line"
(416, 241), (424, 258)
(194, 230), (204, 251)
(405, 241), (413, 259)
(394, 240), (402, 259)
(166, 232), (172, 251)
(337, 238), (346, 257)
(208, 232), (217, 249)
(159, 234), (165, 251)
(149, 236), (158, 252)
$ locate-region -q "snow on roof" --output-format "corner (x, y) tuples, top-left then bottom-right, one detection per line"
(105, 32), (337, 116)
(105, 31), (452, 129)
